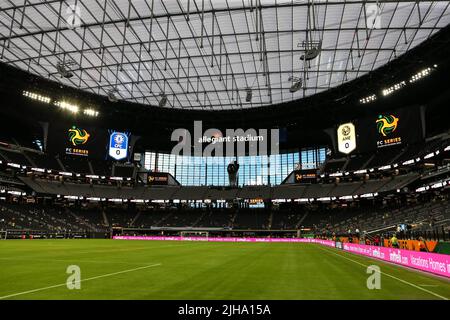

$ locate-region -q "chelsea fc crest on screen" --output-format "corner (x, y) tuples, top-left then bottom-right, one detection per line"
(108, 131), (129, 160)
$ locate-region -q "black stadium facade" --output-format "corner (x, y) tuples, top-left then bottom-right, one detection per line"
(0, 0), (449, 311)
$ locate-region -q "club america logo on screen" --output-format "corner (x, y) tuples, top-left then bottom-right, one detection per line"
(337, 122), (356, 154)
(108, 131), (129, 160)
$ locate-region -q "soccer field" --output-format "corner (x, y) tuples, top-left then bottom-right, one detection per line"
(0, 239), (449, 300)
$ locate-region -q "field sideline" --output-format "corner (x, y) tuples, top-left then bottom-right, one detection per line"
(0, 239), (449, 300)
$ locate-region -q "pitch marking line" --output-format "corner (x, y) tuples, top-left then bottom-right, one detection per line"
(317, 246), (449, 300)
(419, 284), (439, 287)
(0, 263), (161, 300)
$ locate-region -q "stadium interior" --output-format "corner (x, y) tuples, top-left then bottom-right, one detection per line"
(0, 0), (449, 301)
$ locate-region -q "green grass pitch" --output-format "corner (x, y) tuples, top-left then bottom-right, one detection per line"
(0, 239), (449, 300)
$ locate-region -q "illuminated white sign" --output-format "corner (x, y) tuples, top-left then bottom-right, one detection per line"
(109, 132), (129, 160)
(337, 123), (356, 154)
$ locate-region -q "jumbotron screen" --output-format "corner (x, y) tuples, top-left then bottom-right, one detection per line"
(47, 123), (132, 161)
(338, 106), (424, 154)
(356, 106), (423, 152)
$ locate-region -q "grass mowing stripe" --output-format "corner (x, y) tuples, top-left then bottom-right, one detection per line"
(0, 242), (228, 266)
(0, 256), (157, 265)
(316, 245), (449, 300)
(68, 242), (196, 254)
(0, 263), (161, 300)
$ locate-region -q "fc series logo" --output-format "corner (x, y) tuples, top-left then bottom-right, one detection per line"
(68, 126), (90, 146)
(376, 114), (399, 137)
(376, 114), (401, 148)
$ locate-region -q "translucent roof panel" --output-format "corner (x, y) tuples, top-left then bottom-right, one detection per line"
(1, 0), (449, 110)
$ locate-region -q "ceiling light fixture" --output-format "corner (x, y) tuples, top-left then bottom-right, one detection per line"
(159, 93), (168, 107)
(289, 77), (303, 93)
(107, 89), (118, 102)
(56, 62), (74, 79)
(300, 40), (322, 61)
(245, 88), (252, 102)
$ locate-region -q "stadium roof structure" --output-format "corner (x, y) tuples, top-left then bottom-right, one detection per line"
(1, 1), (450, 110)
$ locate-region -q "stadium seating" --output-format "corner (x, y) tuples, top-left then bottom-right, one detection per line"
(231, 208), (271, 229)
(319, 136), (450, 174)
(61, 156), (92, 174)
(2, 197), (447, 238)
(90, 159), (113, 176)
(0, 149), (31, 166)
(305, 198), (450, 238)
(24, 151), (62, 170)
(271, 208), (306, 230)
(15, 173), (418, 200)
(321, 159), (346, 173)
(345, 154), (373, 171)
(0, 203), (91, 232)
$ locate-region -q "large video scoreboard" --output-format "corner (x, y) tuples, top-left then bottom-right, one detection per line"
(356, 106), (423, 152)
(47, 122), (133, 161)
(336, 106), (424, 155)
